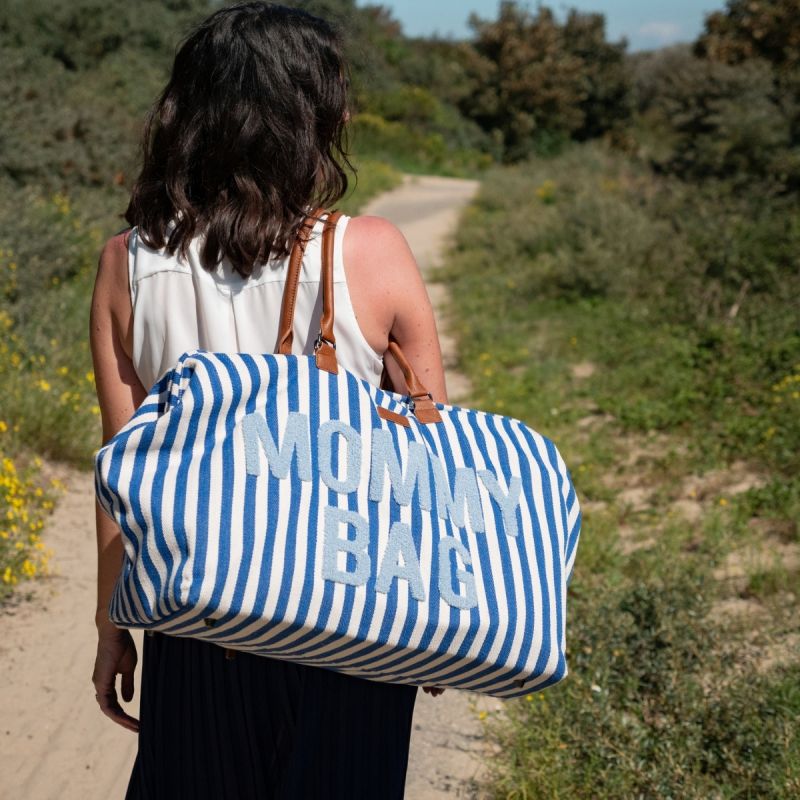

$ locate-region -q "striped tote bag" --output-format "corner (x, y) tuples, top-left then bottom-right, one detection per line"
(94, 209), (582, 699)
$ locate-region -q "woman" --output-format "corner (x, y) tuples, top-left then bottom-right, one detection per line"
(89, 3), (447, 798)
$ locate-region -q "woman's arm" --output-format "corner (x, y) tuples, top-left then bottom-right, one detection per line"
(89, 231), (146, 732)
(343, 215), (448, 404)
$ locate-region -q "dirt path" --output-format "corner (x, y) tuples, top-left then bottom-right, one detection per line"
(0, 174), (490, 799)
(0, 460), (140, 800)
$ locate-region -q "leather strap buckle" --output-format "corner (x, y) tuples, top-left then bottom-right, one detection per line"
(406, 393), (432, 412)
(314, 332), (336, 352)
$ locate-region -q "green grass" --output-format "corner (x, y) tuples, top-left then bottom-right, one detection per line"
(0, 181), (107, 467)
(440, 143), (800, 798)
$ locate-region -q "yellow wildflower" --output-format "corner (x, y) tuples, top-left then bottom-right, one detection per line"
(535, 179), (557, 203)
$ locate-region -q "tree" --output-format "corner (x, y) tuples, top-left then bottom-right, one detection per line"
(562, 10), (632, 141)
(654, 55), (796, 185)
(458, 1), (630, 161)
(681, 0), (800, 190)
(696, 0), (800, 71)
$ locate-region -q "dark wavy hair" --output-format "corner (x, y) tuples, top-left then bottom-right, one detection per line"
(124, 2), (353, 278)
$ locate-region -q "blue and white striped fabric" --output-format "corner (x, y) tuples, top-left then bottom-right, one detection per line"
(94, 350), (581, 699)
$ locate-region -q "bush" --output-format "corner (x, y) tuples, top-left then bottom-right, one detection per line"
(349, 113), (490, 175)
(630, 3), (800, 192)
(441, 143), (800, 799)
(651, 55), (799, 188)
(0, 451), (60, 604)
(442, 141), (800, 486)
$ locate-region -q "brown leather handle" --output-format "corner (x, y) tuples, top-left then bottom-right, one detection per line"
(313, 210), (343, 374)
(276, 208), (441, 423)
(276, 207), (325, 355)
(384, 338), (442, 424)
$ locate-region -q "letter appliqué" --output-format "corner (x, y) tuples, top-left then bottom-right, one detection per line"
(438, 536), (477, 609)
(376, 521), (426, 601)
(319, 420), (362, 494)
(369, 429), (431, 510)
(322, 506), (370, 587)
(242, 411), (312, 480)
(478, 470), (522, 537)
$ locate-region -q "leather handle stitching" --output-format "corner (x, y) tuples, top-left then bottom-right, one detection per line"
(277, 207), (325, 354)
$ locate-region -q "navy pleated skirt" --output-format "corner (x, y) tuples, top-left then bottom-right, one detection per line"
(125, 631), (418, 799)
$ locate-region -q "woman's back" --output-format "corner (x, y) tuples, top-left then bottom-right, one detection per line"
(126, 211), (385, 391)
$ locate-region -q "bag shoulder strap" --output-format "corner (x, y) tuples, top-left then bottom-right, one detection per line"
(276, 207), (325, 355)
(314, 209), (343, 374)
(276, 207), (441, 424)
(274, 208), (341, 368)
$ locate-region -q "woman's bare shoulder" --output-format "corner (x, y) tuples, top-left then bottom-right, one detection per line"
(345, 214), (405, 240)
(95, 228), (131, 301)
(92, 228), (134, 357)
(343, 214), (418, 280)
(95, 230), (131, 293)
(342, 214), (446, 401)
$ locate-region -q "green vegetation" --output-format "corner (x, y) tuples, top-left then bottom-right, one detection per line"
(459, 3), (632, 160)
(439, 2), (800, 790)
(0, 449), (59, 603)
(0, 184), (100, 598)
(442, 146), (799, 796)
(436, 7), (798, 796)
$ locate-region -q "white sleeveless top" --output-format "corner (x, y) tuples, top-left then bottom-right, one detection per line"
(126, 212), (384, 391)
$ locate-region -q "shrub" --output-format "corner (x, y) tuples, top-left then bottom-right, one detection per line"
(0, 451), (61, 605)
(631, 3), (800, 192)
(349, 113), (490, 175)
(442, 144), (800, 799)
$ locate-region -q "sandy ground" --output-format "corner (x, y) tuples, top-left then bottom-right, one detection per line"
(0, 174), (497, 799)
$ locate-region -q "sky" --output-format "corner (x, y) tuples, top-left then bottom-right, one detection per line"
(356, 1), (728, 51)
